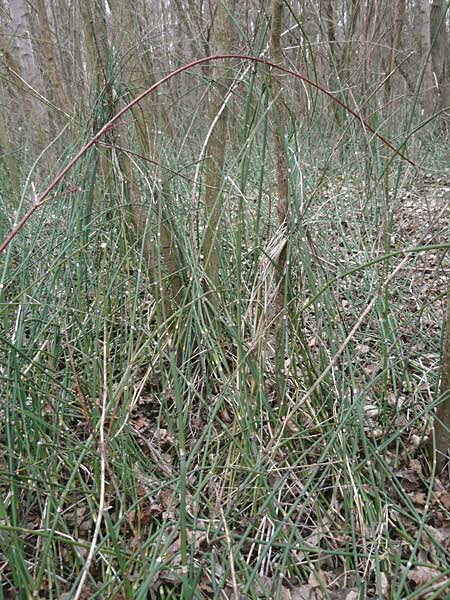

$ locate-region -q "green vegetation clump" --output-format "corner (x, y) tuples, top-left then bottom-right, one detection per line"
(1, 4), (450, 594)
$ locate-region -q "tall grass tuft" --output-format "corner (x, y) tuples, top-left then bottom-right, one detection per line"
(1, 54), (449, 599)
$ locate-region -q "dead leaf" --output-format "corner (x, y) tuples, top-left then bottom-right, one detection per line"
(438, 491), (450, 509)
(395, 468), (421, 492)
(288, 584), (324, 600)
(410, 458), (423, 475)
(186, 528), (207, 550)
(422, 525), (450, 565)
(133, 415), (147, 430)
(407, 565), (442, 586)
(330, 588), (359, 600)
(396, 469), (420, 483)
(329, 592), (359, 600)
(412, 492), (427, 506)
(308, 570), (329, 588)
(286, 419), (300, 434)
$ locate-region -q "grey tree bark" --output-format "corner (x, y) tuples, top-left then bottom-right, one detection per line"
(430, 0), (450, 113)
(5, 0), (49, 141)
(418, 0), (436, 118)
(36, 0), (70, 130)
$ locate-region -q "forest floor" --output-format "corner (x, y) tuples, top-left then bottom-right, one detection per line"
(125, 170), (450, 600)
(1, 162), (449, 599)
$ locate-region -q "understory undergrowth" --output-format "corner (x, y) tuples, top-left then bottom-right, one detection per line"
(0, 110), (449, 599)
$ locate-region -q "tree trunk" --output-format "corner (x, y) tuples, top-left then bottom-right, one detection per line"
(36, 0), (69, 124)
(430, 297), (450, 472)
(270, 0), (290, 403)
(5, 0), (49, 142)
(8, 0), (45, 105)
(320, 0), (342, 124)
(79, 0), (110, 92)
(108, 0), (183, 321)
(418, 0), (436, 118)
(430, 0), (450, 113)
(0, 111), (20, 199)
(203, 0), (237, 311)
(386, 0), (406, 103)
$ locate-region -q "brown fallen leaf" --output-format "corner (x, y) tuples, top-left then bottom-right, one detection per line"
(395, 468), (421, 492)
(412, 491), (427, 506)
(396, 469), (420, 484)
(280, 584), (324, 600)
(407, 565), (442, 586)
(326, 591), (359, 600)
(133, 415), (147, 430)
(308, 569), (330, 588)
(438, 491), (450, 509)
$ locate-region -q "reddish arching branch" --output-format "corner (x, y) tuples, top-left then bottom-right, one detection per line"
(0, 53), (415, 255)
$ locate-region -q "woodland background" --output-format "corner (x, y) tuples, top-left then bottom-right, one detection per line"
(0, 1), (450, 598)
